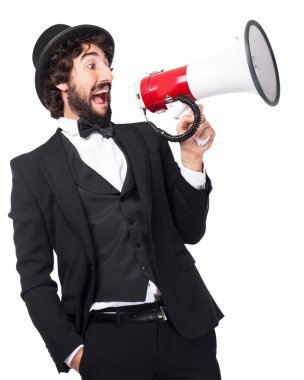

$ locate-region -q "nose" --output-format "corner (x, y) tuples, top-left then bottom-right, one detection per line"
(97, 62), (113, 83)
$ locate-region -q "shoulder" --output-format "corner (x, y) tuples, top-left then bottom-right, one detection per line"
(9, 148), (42, 187)
(10, 147), (40, 169)
(9, 130), (58, 171)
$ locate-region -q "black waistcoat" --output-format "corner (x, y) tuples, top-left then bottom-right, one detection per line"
(59, 131), (160, 302)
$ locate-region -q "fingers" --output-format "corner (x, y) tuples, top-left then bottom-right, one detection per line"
(184, 104), (204, 124)
(175, 102), (216, 151)
(195, 120), (211, 137)
(195, 122), (216, 149)
(176, 103), (205, 134)
(176, 102), (215, 149)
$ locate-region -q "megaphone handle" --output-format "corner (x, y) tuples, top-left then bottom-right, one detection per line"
(166, 101), (190, 119)
(166, 98), (209, 146)
(144, 95), (203, 143)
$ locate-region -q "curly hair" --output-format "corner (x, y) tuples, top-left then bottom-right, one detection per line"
(43, 33), (114, 119)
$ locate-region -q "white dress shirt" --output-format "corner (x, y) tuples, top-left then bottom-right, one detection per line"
(58, 117), (206, 367)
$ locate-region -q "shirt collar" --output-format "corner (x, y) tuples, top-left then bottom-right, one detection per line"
(58, 117), (79, 136)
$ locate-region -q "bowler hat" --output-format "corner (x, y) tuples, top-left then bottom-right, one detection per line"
(32, 24), (115, 108)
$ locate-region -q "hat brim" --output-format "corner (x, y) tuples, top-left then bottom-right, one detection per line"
(35, 24), (115, 108)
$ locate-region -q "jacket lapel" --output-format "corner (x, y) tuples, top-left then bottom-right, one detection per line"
(37, 128), (95, 265)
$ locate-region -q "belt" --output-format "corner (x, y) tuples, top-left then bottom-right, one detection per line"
(88, 301), (170, 324)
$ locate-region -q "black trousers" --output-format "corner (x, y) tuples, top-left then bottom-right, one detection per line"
(79, 303), (222, 380)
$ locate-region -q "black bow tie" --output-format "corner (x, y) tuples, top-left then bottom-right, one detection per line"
(77, 118), (114, 139)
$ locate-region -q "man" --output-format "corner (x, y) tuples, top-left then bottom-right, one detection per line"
(8, 24), (224, 379)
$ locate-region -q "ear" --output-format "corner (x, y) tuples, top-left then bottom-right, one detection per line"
(56, 83), (68, 92)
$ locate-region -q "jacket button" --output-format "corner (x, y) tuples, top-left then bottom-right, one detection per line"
(134, 242), (141, 248)
(128, 217), (135, 225)
(121, 196), (125, 202)
(142, 265), (148, 271)
(90, 265), (94, 270)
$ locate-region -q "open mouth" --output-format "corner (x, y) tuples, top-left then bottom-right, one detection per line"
(92, 88), (109, 105)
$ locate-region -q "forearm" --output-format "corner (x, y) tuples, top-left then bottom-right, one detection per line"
(171, 171), (212, 244)
(159, 136), (212, 244)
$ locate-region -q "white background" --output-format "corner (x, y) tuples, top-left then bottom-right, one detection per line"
(1, 0), (303, 379)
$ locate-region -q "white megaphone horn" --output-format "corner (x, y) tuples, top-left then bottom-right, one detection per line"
(133, 20), (280, 144)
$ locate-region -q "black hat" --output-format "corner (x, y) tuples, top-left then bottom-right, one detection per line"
(32, 24), (115, 108)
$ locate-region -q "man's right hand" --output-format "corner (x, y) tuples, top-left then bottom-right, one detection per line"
(70, 346), (84, 373)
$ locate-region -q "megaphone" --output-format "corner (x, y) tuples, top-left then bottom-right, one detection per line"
(134, 20), (280, 144)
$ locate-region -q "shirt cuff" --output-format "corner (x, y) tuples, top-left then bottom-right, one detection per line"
(180, 164), (206, 190)
(64, 344), (84, 368)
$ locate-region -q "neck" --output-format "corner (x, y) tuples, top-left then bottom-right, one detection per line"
(63, 107), (79, 120)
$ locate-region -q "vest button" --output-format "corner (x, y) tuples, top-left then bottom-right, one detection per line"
(134, 242), (142, 248)
(128, 217), (135, 225)
(90, 265), (94, 270)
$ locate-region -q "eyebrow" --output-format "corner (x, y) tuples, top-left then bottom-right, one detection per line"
(81, 52), (99, 60)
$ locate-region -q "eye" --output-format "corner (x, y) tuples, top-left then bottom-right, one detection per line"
(87, 63), (95, 69)
(110, 67), (114, 72)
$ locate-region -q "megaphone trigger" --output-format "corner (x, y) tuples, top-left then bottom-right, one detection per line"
(195, 135), (211, 147)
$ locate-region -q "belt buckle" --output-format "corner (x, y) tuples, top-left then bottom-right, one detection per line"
(159, 305), (168, 321)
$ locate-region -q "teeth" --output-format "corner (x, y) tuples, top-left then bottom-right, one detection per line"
(93, 89), (109, 95)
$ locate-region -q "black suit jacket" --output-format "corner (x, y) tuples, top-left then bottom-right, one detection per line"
(8, 121), (224, 373)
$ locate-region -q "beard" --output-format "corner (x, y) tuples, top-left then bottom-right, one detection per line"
(67, 81), (112, 126)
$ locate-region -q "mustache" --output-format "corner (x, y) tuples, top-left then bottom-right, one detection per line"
(92, 82), (112, 92)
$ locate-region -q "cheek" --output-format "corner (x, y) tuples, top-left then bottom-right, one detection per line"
(76, 81), (94, 99)
(77, 72), (96, 90)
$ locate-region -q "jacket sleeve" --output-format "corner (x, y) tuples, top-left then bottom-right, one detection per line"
(8, 158), (84, 374)
(158, 135), (213, 244)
